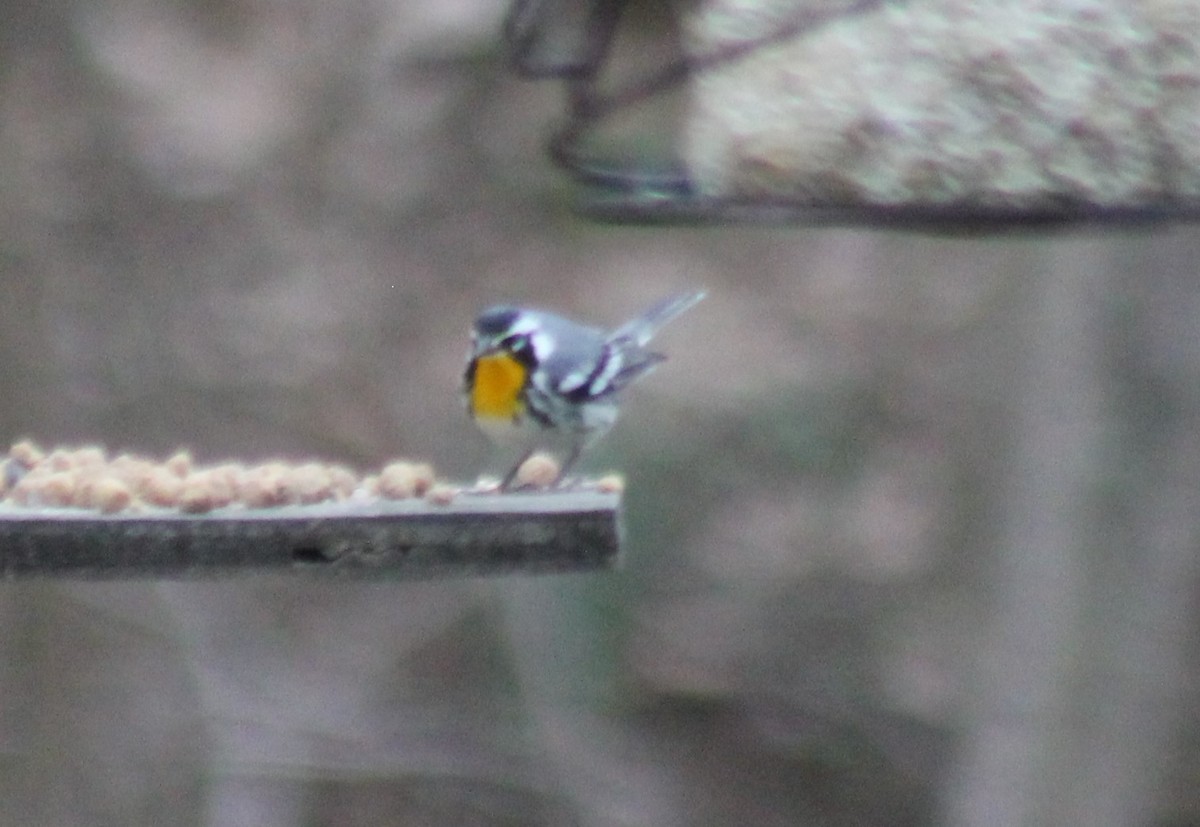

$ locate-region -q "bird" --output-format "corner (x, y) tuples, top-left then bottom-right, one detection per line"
(463, 290), (706, 490)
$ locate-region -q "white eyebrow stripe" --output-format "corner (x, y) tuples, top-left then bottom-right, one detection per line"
(509, 315), (539, 335)
(530, 331), (555, 361)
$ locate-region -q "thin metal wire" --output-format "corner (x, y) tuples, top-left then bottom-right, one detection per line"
(504, 0), (889, 197)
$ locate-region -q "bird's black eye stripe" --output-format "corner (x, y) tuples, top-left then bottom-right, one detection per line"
(499, 332), (538, 367)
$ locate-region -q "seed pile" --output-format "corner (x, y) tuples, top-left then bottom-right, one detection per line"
(1, 441), (440, 514)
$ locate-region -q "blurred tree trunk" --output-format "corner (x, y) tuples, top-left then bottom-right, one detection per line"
(943, 235), (1200, 827)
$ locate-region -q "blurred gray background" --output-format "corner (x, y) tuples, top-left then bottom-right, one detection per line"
(2, 1), (1200, 826)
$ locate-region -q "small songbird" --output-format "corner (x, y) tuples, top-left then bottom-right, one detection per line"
(463, 291), (706, 489)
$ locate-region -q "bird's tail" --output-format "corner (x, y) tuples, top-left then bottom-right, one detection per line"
(612, 290), (706, 347)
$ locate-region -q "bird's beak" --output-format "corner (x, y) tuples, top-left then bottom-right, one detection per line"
(469, 336), (501, 360)
(467, 333), (483, 360)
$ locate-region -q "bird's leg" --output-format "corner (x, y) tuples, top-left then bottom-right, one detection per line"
(499, 448), (535, 492)
(554, 442), (584, 489)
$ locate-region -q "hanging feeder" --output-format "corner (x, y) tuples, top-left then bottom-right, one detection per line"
(506, 0), (1200, 229)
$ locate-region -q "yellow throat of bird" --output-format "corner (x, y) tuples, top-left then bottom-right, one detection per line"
(470, 351), (527, 421)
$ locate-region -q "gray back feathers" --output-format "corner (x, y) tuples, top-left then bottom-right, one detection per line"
(553, 290), (706, 400)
